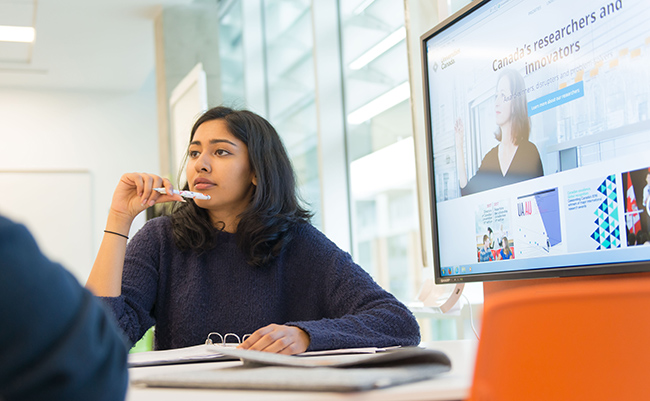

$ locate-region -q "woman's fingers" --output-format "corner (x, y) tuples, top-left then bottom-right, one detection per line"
(455, 119), (464, 134)
(113, 173), (184, 218)
(238, 324), (310, 355)
(146, 176), (184, 205)
(138, 174), (155, 206)
(162, 178), (185, 203)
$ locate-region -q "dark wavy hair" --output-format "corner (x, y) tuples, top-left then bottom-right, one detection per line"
(170, 106), (312, 267)
(494, 69), (531, 145)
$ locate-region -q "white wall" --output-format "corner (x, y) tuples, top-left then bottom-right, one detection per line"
(0, 73), (160, 282)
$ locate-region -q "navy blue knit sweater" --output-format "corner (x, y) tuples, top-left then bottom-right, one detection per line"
(101, 216), (420, 351)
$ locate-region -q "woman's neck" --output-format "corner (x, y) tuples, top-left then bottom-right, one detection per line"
(500, 124), (515, 148)
(208, 211), (240, 233)
(497, 123), (518, 176)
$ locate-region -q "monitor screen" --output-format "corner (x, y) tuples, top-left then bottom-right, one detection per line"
(422, 0), (650, 283)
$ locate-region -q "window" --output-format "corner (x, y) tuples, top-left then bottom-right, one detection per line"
(262, 0), (322, 227)
(339, 0), (419, 301)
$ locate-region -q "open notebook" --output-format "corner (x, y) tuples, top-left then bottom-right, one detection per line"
(132, 346), (452, 392)
(128, 331), (396, 368)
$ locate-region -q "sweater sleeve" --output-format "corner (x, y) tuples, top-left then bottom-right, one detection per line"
(99, 218), (163, 346)
(285, 238), (421, 351)
(0, 216), (128, 401)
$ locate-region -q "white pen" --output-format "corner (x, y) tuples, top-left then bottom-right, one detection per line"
(153, 187), (211, 200)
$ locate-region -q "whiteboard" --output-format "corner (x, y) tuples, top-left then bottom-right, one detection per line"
(0, 170), (93, 283)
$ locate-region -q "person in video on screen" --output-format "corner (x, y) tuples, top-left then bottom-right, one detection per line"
(627, 231), (637, 247)
(478, 234), (495, 262)
(86, 106), (420, 355)
(455, 69), (544, 196)
(638, 232), (649, 246)
(487, 227), (495, 249)
(643, 169), (650, 232)
(0, 215), (128, 401)
(498, 236), (514, 260)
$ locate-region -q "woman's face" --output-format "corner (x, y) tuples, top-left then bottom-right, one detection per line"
(186, 119), (257, 217)
(494, 77), (513, 126)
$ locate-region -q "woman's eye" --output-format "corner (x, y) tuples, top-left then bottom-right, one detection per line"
(189, 150), (200, 158)
(216, 149), (230, 156)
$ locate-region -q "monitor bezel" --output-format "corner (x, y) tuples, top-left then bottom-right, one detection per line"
(420, 0), (650, 284)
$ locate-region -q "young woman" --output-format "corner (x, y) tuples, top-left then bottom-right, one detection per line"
(455, 69), (544, 196)
(478, 234), (494, 262)
(86, 107), (420, 354)
(498, 236), (513, 260)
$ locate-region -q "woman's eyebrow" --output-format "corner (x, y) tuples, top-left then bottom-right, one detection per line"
(190, 139), (238, 147)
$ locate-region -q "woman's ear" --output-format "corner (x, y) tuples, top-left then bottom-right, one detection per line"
(252, 175), (257, 186)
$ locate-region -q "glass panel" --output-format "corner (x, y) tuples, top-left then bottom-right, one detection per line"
(262, 0), (322, 227)
(340, 0), (420, 301)
(218, 0), (245, 107)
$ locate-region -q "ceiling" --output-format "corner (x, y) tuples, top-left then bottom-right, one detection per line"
(0, 0), (193, 92)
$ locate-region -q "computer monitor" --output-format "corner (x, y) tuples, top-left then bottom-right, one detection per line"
(421, 0), (650, 283)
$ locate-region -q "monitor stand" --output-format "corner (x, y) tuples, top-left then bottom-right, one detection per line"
(417, 279), (465, 314)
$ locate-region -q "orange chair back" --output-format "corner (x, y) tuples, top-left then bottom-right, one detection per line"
(468, 275), (650, 401)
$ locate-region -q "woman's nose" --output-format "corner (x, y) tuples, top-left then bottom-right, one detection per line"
(194, 153), (211, 172)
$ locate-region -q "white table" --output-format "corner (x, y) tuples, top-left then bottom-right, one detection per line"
(127, 340), (477, 401)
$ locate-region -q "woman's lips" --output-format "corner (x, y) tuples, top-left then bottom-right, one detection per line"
(193, 178), (215, 191)
(194, 182), (215, 191)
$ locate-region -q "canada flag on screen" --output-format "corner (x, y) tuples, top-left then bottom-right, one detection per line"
(626, 174), (642, 234)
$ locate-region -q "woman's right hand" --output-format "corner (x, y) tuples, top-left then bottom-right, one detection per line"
(88, 172), (182, 297)
(454, 118), (465, 149)
(109, 173), (184, 223)
(455, 118), (469, 189)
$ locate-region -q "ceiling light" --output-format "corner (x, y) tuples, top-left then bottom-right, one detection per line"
(349, 27), (406, 70)
(0, 25), (35, 43)
(347, 81), (410, 125)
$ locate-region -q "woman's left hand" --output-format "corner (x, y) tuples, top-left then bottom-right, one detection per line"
(237, 324), (310, 354)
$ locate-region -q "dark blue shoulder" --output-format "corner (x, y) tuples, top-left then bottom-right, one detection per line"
(0, 215), (39, 254)
(291, 222), (330, 244)
(288, 222), (348, 258)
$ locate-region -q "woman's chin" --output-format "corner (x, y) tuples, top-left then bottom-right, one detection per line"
(194, 199), (211, 208)
(495, 117), (509, 127)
